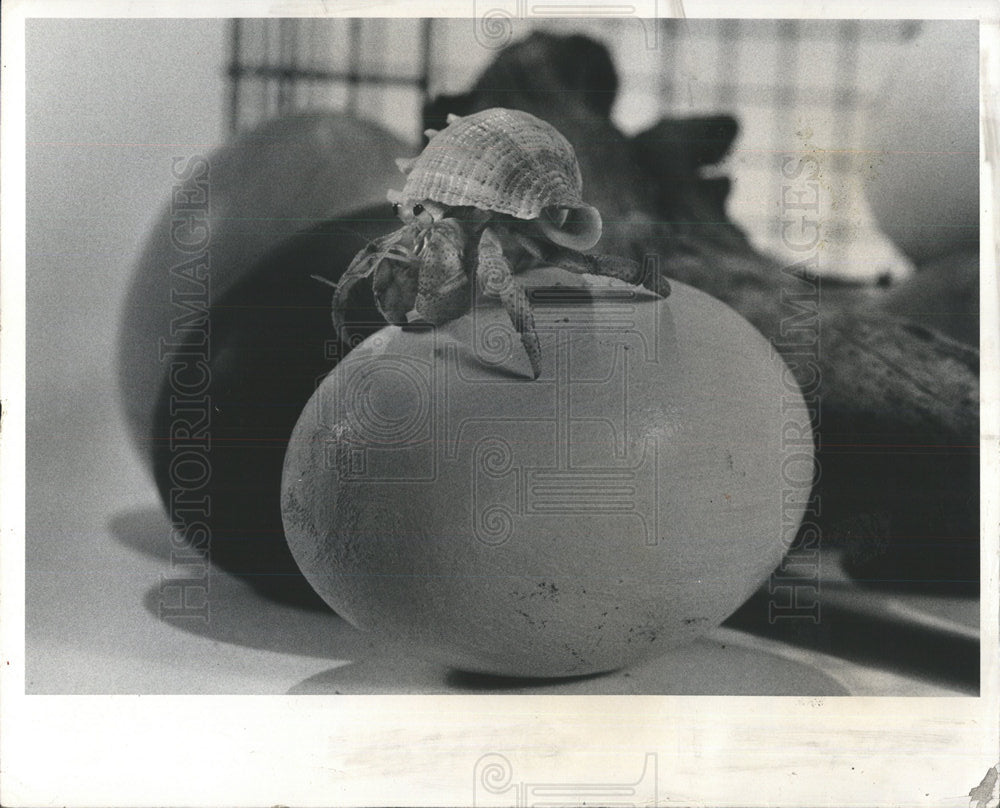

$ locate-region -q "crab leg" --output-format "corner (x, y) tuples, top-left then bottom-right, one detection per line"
(516, 234), (671, 298)
(330, 229), (413, 343)
(329, 244), (381, 343)
(556, 250), (671, 297)
(477, 226), (542, 379)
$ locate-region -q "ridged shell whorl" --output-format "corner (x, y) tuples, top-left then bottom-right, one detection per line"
(398, 108), (587, 221)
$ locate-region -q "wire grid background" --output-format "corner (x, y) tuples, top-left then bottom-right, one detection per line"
(229, 17), (920, 280)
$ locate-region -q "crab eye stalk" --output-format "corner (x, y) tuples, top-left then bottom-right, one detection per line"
(392, 201), (400, 217)
(412, 203), (425, 216)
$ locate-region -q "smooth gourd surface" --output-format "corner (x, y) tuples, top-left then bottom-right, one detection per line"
(282, 267), (811, 678)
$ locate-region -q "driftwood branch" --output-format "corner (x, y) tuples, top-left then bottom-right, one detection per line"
(427, 31), (980, 583)
(426, 31), (979, 448)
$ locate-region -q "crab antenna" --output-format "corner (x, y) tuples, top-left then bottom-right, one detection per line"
(310, 274), (339, 289)
(395, 157), (417, 174)
(446, 113), (462, 124)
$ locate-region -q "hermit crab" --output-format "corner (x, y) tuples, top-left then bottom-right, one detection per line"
(326, 107), (670, 378)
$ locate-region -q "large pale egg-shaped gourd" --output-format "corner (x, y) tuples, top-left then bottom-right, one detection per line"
(117, 113), (412, 604)
(281, 267), (813, 677)
(120, 113), (411, 461)
(861, 22), (979, 264)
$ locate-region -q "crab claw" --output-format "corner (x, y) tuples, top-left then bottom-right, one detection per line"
(406, 218), (471, 326)
(330, 243), (381, 344)
(372, 252), (420, 325)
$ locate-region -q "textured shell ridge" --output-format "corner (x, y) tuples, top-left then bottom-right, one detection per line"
(400, 107), (587, 220)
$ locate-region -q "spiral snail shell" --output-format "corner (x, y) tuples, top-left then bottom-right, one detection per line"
(327, 107), (661, 380)
(392, 107), (603, 251)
